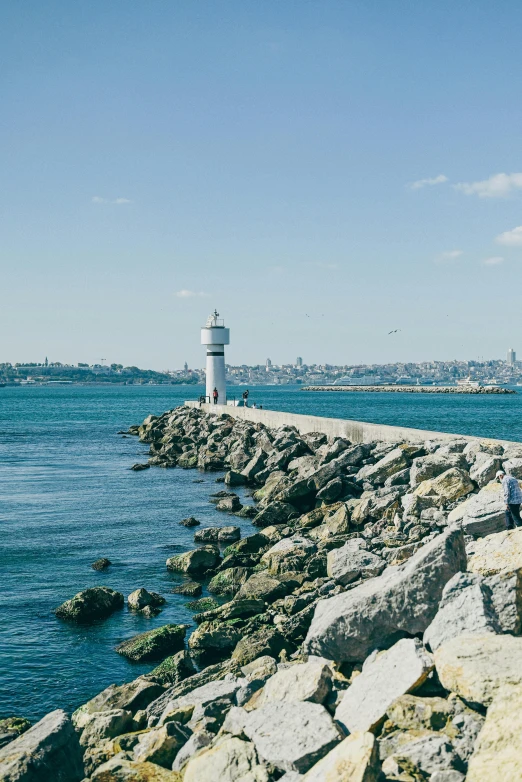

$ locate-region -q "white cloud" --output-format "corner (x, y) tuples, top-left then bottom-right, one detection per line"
(455, 172), (522, 198)
(91, 196), (132, 204)
(409, 174), (448, 190)
(482, 256), (504, 266)
(175, 289), (210, 298)
(436, 249), (464, 262)
(496, 226), (522, 246)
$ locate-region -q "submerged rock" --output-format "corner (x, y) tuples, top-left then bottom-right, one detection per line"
(127, 588), (166, 612)
(91, 558), (111, 571)
(171, 580), (202, 597)
(116, 624), (187, 662)
(179, 516), (200, 527)
(55, 587), (124, 623)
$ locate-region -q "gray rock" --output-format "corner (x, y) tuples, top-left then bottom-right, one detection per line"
(304, 528), (466, 662)
(424, 572), (500, 651)
(166, 546), (220, 574)
(133, 720), (190, 767)
(115, 624), (186, 662)
(469, 453), (502, 487)
(156, 678), (241, 727)
(78, 709), (132, 748)
(382, 733), (461, 779)
(91, 754), (178, 779)
(146, 649), (197, 686)
(327, 544), (386, 585)
(253, 502), (298, 528)
(243, 701), (342, 774)
(357, 446), (418, 486)
(73, 677), (164, 727)
(503, 456), (522, 479)
(335, 639), (434, 733)
(485, 568), (522, 634)
(410, 454), (465, 488)
(172, 729), (213, 771)
(316, 477), (343, 503)
(127, 588), (165, 612)
(0, 710), (83, 782)
(235, 571), (295, 603)
(447, 482), (506, 538)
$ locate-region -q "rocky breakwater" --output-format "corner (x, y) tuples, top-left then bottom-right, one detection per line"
(5, 405), (522, 780)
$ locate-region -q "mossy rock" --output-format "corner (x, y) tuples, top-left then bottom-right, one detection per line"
(186, 597), (220, 612)
(146, 649), (196, 686)
(55, 586), (124, 623)
(171, 581), (202, 597)
(207, 567), (252, 596)
(0, 717), (31, 736)
(115, 624), (187, 662)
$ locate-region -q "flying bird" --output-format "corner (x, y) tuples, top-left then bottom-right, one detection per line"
(388, 329), (400, 335)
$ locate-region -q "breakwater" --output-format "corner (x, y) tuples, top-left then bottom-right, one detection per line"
(303, 384), (516, 394)
(185, 400), (516, 447)
(4, 402), (522, 780)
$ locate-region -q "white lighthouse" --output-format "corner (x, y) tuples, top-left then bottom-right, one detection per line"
(201, 310), (230, 404)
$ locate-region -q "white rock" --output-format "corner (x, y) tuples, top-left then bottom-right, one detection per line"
(79, 708), (132, 748)
(467, 527), (522, 576)
(183, 736), (270, 782)
(257, 661), (332, 707)
(435, 633), (522, 706)
(335, 639), (434, 733)
(466, 684), (522, 782)
(302, 731), (381, 781)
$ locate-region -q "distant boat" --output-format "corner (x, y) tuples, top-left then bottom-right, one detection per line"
(456, 378), (481, 388)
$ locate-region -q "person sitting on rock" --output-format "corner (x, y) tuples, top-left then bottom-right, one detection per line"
(496, 469), (522, 529)
(212, 387), (219, 404)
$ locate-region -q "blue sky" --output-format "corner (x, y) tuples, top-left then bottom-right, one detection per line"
(1, 1), (521, 369)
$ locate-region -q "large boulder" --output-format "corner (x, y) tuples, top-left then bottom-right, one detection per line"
(467, 685), (522, 782)
(115, 624), (186, 662)
(447, 482), (506, 538)
(243, 701), (343, 774)
(412, 468), (474, 508)
(434, 634), (522, 706)
(302, 732), (381, 782)
(253, 502), (298, 528)
(0, 710), (84, 782)
(232, 626), (287, 667)
(304, 528), (466, 662)
(73, 677), (164, 727)
(188, 619), (244, 663)
(55, 587), (124, 622)
(154, 678), (241, 728)
(257, 660), (332, 707)
(410, 454), (465, 488)
(335, 639), (434, 734)
(183, 736), (269, 782)
(166, 546), (220, 574)
(468, 528), (522, 576)
(381, 732), (461, 780)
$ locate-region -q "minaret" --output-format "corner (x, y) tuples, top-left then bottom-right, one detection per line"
(201, 310), (230, 404)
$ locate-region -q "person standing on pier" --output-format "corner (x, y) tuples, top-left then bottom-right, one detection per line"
(496, 470), (522, 529)
(212, 387), (219, 405)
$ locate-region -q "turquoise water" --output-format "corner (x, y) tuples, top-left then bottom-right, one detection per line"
(1, 383), (521, 721)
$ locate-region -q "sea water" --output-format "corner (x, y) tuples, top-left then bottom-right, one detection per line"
(2, 383), (522, 720)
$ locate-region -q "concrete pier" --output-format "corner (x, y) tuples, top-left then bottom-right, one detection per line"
(184, 401), (515, 447)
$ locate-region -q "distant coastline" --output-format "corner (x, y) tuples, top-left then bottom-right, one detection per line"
(303, 384), (516, 394)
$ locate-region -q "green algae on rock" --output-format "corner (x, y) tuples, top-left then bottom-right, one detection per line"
(116, 624), (187, 662)
(55, 586), (124, 623)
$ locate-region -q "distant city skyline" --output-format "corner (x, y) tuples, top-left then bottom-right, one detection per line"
(2, 2), (522, 368)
